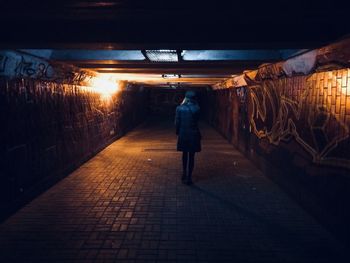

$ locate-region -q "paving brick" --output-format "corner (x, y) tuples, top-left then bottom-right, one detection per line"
(0, 121), (348, 262)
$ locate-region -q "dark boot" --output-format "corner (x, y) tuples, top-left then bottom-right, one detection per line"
(186, 152), (194, 185)
(181, 170), (187, 182)
(186, 170), (193, 185)
(186, 177), (193, 185)
(182, 152), (188, 183)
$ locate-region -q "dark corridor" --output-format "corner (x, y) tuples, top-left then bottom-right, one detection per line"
(1, 1), (350, 262)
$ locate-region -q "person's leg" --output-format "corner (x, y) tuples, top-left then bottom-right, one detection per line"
(187, 152), (195, 184)
(182, 151), (189, 181)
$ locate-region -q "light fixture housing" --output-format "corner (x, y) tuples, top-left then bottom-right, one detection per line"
(162, 74), (181, 79)
(144, 50), (178, 62)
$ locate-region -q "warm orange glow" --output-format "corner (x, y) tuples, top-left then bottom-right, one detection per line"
(89, 74), (120, 100)
(89, 73), (222, 86)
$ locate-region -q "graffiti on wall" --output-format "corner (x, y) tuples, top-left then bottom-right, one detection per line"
(236, 87), (247, 104)
(14, 55), (54, 79)
(0, 51), (93, 84)
(249, 69), (350, 169)
(0, 77), (146, 208)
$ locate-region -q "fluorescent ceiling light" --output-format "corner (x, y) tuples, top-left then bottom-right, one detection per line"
(145, 50), (178, 62)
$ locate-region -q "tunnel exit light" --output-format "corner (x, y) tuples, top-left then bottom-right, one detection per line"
(145, 50), (178, 62)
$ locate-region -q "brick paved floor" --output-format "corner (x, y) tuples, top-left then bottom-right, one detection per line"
(0, 120), (348, 263)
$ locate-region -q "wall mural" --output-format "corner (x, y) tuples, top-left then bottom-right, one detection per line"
(248, 69), (350, 169)
(209, 39), (350, 241)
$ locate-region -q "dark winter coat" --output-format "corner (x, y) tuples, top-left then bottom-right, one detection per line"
(175, 102), (201, 152)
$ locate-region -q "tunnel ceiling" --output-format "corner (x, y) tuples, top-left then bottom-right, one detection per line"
(1, 0), (348, 87)
(18, 48), (306, 86)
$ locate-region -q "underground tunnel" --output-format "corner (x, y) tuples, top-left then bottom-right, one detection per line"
(1, 1), (350, 262)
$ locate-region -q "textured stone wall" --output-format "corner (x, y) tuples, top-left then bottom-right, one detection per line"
(0, 77), (147, 219)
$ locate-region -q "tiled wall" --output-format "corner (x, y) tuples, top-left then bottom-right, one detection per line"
(207, 87), (248, 149)
(210, 69), (350, 244)
(249, 69), (350, 170)
(0, 78), (147, 219)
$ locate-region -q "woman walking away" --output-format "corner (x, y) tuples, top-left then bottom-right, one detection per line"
(175, 90), (201, 185)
